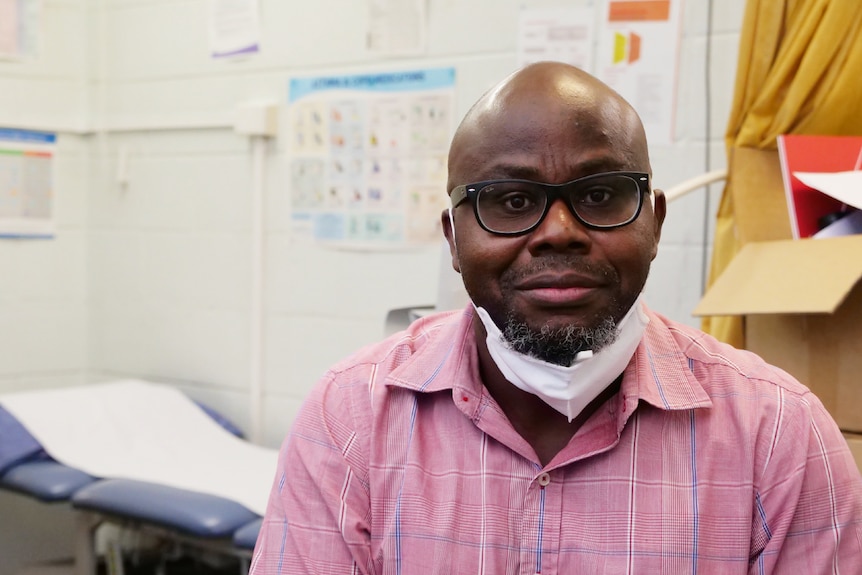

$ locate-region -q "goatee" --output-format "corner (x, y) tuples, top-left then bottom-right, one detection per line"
(502, 313), (619, 366)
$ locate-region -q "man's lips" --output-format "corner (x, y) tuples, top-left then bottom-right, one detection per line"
(515, 273), (603, 305)
(516, 272), (603, 290)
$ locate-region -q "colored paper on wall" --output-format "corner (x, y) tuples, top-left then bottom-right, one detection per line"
(609, 0), (671, 22)
(0, 128), (55, 238)
(596, 0), (682, 145)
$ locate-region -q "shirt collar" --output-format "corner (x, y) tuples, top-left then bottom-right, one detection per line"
(627, 307), (712, 412)
(383, 306), (480, 394)
(384, 305), (712, 413)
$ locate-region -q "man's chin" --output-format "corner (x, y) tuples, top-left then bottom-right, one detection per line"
(501, 315), (619, 367)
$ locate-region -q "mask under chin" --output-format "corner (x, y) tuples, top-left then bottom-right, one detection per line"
(473, 297), (649, 422)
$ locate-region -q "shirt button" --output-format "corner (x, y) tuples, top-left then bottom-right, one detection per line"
(538, 473), (551, 486)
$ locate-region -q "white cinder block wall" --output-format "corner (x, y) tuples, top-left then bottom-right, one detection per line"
(0, 3), (91, 571)
(0, 0), (91, 393)
(0, 0), (746, 451)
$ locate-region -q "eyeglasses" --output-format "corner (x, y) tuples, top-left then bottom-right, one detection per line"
(450, 171), (651, 236)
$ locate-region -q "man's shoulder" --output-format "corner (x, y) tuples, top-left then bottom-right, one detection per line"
(327, 307), (469, 379)
(292, 308), (472, 457)
(646, 309), (812, 398)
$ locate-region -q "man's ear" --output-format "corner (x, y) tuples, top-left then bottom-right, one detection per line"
(441, 208), (461, 273)
(650, 188), (667, 260)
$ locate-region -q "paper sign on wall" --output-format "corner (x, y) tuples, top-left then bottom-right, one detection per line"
(0, 128), (55, 239)
(287, 68), (455, 249)
(209, 0), (260, 58)
(0, 0), (41, 60)
(518, 6), (597, 71)
(367, 0), (427, 56)
(596, 0), (683, 145)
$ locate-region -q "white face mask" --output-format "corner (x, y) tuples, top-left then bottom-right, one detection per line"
(474, 296), (649, 422)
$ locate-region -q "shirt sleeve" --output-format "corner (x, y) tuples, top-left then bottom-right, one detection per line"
(250, 371), (373, 575)
(750, 391), (862, 574)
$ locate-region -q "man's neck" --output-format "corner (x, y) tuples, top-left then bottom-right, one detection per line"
(474, 322), (620, 467)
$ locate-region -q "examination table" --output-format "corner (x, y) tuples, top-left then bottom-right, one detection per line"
(0, 381), (275, 574)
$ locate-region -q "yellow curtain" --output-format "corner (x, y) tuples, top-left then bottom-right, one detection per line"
(703, 0), (862, 347)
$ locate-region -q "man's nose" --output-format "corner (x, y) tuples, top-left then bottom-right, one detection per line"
(527, 198), (592, 251)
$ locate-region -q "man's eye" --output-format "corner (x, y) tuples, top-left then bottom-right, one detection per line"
(580, 187), (613, 205)
(499, 192), (536, 211)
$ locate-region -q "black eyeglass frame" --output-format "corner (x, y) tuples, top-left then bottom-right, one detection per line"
(450, 171), (652, 236)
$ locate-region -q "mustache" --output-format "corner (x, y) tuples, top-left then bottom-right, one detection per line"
(499, 255), (618, 288)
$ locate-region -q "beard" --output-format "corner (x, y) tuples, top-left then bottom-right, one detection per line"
(501, 312), (619, 366)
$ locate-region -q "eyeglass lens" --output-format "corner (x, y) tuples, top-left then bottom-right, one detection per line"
(475, 174), (641, 233)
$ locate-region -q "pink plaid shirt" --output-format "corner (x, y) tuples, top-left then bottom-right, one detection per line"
(251, 306), (862, 574)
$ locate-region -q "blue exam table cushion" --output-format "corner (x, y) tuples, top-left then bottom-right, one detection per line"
(0, 406), (45, 474)
(72, 479), (259, 538)
(0, 461), (96, 502)
(232, 518), (262, 550)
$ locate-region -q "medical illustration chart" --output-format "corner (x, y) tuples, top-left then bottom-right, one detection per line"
(518, 6), (597, 71)
(596, 0), (683, 145)
(287, 68), (455, 248)
(0, 128), (55, 238)
(0, 0), (41, 60)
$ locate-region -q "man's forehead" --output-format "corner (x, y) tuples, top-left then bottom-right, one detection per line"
(448, 66), (648, 186)
(456, 89), (637, 155)
(448, 116), (642, 185)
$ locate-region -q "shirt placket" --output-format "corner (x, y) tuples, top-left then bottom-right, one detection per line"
(520, 469), (561, 575)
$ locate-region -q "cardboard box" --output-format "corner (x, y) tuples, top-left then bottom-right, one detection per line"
(694, 147), (862, 433)
(844, 433), (862, 473)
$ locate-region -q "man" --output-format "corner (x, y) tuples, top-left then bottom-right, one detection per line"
(251, 62), (862, 573)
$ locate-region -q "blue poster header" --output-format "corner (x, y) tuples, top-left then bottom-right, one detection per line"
(0, 128), (57, 145)
(289, 67), (456, 103)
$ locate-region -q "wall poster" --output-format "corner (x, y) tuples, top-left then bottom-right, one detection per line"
(0, 128), (55, 238)
(287, 68), (455, 249)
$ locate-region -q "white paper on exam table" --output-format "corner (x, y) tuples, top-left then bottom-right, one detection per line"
(0, 380), (278, 515)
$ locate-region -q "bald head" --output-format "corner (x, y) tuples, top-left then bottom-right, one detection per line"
(447, 62), (650, 192)
(440, 62), (666, 367)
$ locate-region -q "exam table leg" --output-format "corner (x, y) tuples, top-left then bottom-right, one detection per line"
(74, 512), (102, 575)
